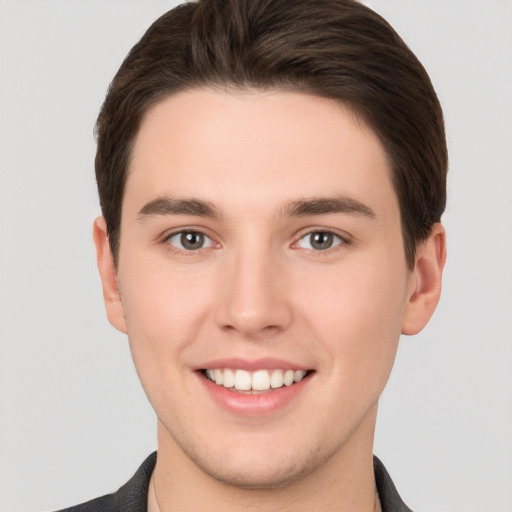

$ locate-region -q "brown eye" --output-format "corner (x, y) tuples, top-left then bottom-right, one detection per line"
(167, 231), (213, 251)
(297, 231), (343, 251)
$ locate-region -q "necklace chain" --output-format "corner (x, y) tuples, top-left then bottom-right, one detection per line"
(151, 472), (163, 512)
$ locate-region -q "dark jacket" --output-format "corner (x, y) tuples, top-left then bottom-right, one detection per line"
(57, 452), (413, 512)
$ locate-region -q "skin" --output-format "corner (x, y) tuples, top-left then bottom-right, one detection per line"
(94, 89), (446, 512)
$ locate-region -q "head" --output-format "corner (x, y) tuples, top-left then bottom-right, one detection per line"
(93, 0), (447, 496)
(95, 0), (447, 269)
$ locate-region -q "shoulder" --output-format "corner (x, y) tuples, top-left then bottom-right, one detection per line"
(55, 493), (117, 512)
(374, 456), (414, 512)
(54, 452), (157, 512)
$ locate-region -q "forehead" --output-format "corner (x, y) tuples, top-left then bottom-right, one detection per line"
(125, 88), (396, 218)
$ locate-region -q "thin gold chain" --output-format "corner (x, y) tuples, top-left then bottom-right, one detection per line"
(374, 488), (382, 512)
(151, 472), (163, 512)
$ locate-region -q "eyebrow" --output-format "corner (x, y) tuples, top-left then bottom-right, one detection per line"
(283, 197), (376, 219)
(137, 196), (220, 220)
(137, 195), (376, 221)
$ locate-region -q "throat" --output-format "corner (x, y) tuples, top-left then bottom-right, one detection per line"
(148, 470), (161, 512)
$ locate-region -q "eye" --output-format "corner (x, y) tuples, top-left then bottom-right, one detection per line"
(166, 230), (214, 251)
(296, 231), (344, 251)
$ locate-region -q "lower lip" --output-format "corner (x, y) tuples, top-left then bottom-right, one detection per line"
(197, 372), (312, 416)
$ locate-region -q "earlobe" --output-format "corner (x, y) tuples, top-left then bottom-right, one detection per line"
(401, 223), (447, 335)
(93, 216), (128, 334)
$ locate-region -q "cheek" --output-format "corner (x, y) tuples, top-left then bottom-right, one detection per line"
(118, 261), (217, 419)
(118, 259), (214, 370)
(296, 258), (409, 381)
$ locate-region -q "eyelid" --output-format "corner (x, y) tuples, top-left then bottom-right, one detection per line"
(162, 227), (219, 253)
(159, 225), (351, 254)
(292, 228), (352, 251)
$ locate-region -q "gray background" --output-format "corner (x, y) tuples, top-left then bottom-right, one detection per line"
(0, 1), (511, 511)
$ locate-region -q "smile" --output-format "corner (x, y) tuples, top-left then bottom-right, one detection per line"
(197, 361), (314, 415)
(203, 368), (309, 392)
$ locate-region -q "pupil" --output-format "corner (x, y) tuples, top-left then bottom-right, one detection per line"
(181, 232), (204, 250)
(311, 232), (333, 250)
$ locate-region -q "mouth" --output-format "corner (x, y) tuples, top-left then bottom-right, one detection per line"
(200, 368), (314, 394)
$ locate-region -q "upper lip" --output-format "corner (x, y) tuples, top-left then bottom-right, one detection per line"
(194, 357), (311, 372)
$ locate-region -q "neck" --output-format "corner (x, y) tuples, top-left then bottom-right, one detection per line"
(150, 406), (380, 512)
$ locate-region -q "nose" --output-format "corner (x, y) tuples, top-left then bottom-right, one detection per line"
(214, 247), (293, 339)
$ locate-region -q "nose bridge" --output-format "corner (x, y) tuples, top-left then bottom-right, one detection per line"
(215, 239), (292, 337)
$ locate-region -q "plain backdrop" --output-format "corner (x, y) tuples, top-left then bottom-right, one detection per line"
(0, 1), (511, 511)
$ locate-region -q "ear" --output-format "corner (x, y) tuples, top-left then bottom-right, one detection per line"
(93, 216), (127, 334)
(402, 223), (447, 335)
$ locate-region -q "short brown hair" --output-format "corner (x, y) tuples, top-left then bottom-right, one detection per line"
(95, 0), (447, 267)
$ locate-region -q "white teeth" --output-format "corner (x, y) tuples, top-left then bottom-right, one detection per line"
(205, 368), (309, 391)
(270, 369), (284, 388)
(252, 370), (271, 391)
(223, 368), (235, 388)
(234, 369), (252, 391)
(294, 370), (306, 382)
(283, 369), (295, 386)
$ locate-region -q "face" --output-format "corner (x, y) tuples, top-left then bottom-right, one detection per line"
(95, 89), (442, 489)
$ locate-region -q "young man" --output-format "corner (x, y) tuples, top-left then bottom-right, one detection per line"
(62, 0), (447, 510)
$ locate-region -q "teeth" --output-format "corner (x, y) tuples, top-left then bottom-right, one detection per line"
(270, 369), (284, 388)
(205, 368), (309, 391)
(223, 368), (235, 388)
(294, 370), (306, 382)
(234, 369), (252, 391)
(252, 370), (270, 391)
(283, 369), (294, 386)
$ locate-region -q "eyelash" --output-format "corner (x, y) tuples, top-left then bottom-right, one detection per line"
(163, 230), (217, 255)
(162, 229), (350, 255)
(293, 230), (349, 253)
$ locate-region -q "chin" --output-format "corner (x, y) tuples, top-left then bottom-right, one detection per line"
(189, 449), (322, 490)
(170, 424), (338, 491)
